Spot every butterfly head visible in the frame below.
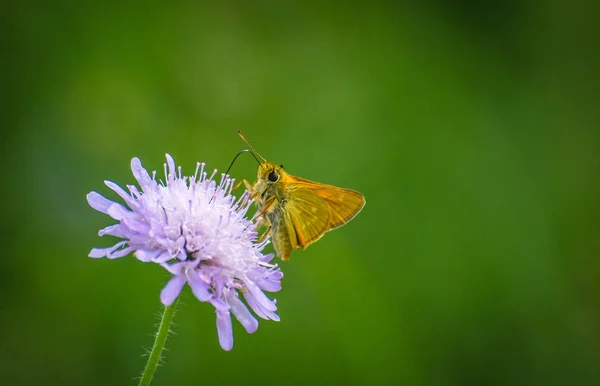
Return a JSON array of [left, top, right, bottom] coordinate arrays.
[[237, 131, 288, 199], [257, 162, 285, 184]]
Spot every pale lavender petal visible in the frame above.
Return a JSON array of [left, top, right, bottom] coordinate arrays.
[[106, 203, 131, 221], [187, 271, 211, 301], [172, 236, 187, 260], [104, 180, 137, 209], [210, 297, 230, 312], [98, 224, 123, 237], [228, 295, 258, 333], [160, 275, 186, 305], [107, 246, 133, 259], [160, 261, 185, 275], [88, 248, 108, 258], [148, 217, 165, 238], [265, 269, 284, 280], [128, 184, 141, 198], [254, 277, 282, 292], [153, 251, 172, 264], [119, 228, 150, 244], [247, 282, 277, 311], [243, 291, 280, 321], [130, 157, 153, 189], [135, 249, 161, 262], [88, 241, 127, 258], [166, 154, 176, 180], [87, 192, 114, 214], [260, 253, 276, 263], [120, 215, 150, 234], [248, 269, 283, 292], [242, 292, 267, 319], [216, 311, 233, 351]]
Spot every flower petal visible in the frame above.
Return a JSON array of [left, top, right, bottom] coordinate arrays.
[[187, 271, 211, 302], [228, 295, 258, 334], [254, 277, 282, 293], [88, 248, 107, 258], [135, 249, 161, 262], [243, 291, 280, 321], [160, 275, 187, 306], [247, 282, 277, 312], [153, 251, 172, 264], [106, 203, 131, 221], [160, 261, 185, 275], [248, 269, 283, 292], [107, 246, 133, 259], [210, 297, 230, 312], [98, 224, 123, 237], [166, 154, 176, 181], [259, 253, 277, 263], [87, 192, 114, 214], [105, 180, 137, 209], [88, 241, 127, 258], [120, 214, 150, 234], [216, 311, 233, 351], [130, 157, 153, 189]]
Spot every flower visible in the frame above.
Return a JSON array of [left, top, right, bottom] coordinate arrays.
[[87, 154, 283, 350]]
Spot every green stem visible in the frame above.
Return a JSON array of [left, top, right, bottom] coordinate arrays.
[[138, 300, 178, 386]]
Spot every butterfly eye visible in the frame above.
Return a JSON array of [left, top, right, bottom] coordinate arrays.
[[268, 170, 279, 182]]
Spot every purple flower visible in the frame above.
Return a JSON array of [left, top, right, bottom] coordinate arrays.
[[87, 154, 282, 350]]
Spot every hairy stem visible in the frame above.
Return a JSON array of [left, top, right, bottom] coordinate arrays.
[[138, 300, 178, 386]]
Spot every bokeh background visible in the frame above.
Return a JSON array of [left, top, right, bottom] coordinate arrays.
[[2, 1, 600, 385]]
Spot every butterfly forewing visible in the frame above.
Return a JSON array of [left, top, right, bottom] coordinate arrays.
[[316, 187, 365, 229], [286, 176, 366, 230]]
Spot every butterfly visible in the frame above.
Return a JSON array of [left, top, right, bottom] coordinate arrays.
[[234, 131, 365, 260]]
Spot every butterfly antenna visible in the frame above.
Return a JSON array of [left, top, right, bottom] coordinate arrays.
[[224, 149, 262, 177], [237, 130, 267, 163]]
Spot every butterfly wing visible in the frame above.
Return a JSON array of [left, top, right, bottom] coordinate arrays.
[[268, 187, 330, 260], [265, 185, 330, 260], [271, 218, 294, 260], [270, 173, 365, 260], [310, 185, 365, 229], [283, 185, 331, 249], [286, 175, 365, 230]]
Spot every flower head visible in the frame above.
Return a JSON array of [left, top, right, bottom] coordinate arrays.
[[87, 154, 282, 350]]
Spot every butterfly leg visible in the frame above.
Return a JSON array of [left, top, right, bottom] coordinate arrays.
[[254, 199, 274, 244], [232, 179, 246, 191], [257, 225, 271, 243], [232, 179, 261, 200], [253, 196, 276, 221]]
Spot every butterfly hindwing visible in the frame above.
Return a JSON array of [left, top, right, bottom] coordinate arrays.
[[284, 185, 330, 249]]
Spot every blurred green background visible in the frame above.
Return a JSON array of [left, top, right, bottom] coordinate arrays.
[[2, 1, 600, 385]]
